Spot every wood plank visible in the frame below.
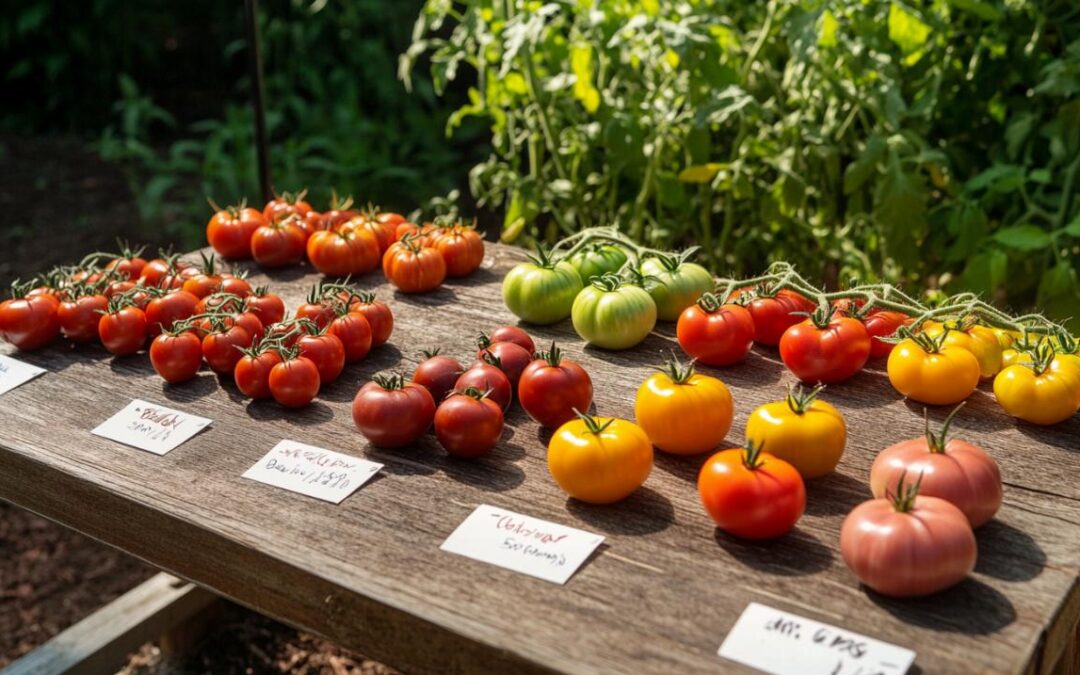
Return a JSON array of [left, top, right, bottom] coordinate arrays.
[[1, 572, 215, 675], [0, 243, 1077, 674]]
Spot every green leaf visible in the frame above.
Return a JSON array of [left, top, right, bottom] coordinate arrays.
[[678, 163, 726, 183], [948, 0, 1002, 21], [993, 224, 1052, 251], [1061, 214, 1080, 238], [888, 2, 931, 55], [844, 135, 886, 195], [1037, 263, 1080, 322], [965, 164, 1025, 194], [818, 10, 838, 48], [874, 154, 927, 268], [961, 249, 1008, 295]]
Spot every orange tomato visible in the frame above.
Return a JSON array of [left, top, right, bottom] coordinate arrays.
[[382, 239, 446, 293], [430, 225, 485, 277], [698, 443, 805, 539], [306, 228, 380, 277]]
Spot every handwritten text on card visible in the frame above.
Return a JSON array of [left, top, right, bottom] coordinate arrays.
[[91, 399, 211, 455], [242, 440, 382, 503], [0, 355, 46, 395]]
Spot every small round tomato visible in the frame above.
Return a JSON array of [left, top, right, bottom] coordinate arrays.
[[307, 228, 380, 277], [58, 294, 108, 343], [863, 310, 911, 359], [234, 344, 283, 399], [745, 384, 846, 479], [149, 330, 203, 383], [887, 333, 980, 405], [571, 276, 657, 350], [676, 293, 755, 366], [412, 348, 463, 403], [220, 275, 253, 298], [640, 254, 714, 322], [430, 224, 485, 277], [269, 355, 321, 407], [144, 290, 199, 338], [485, 326, 534, 354], [98, 304, 147, 356], [476, 340, 532, 386], [779, 311, 871, 384], [455, 362, 512, 410], [296, 293, 337, 330], [181, 256, 225, 299], [841, 474, 976, 597], [352, 374, 436, 447], [297, 331, 346, 384], [202, 322, 251, 374], [383, 238, 447, 293], [502, 251, 583, 325], [870, 404, 1001, 528], [698, 443, 805, 539], [993, 346, 1080, 425], [347, 292, 393, 347], [0, 294, 61, 351], [263, 190, 312, 222], [518, 342, 592, 429], [635, 357, 733, 455], [327, 310, 372, 363], [321, 194, 359, 230], [435, 388, 504, 458], [207, 205, 265, 259], [244, 287, 286, 326], [741, 288, 814, 346], [566, 244, 628, 283], [251, 218, 307, 267], [105, 250, 148, 280], [547, 413, 653, 504]]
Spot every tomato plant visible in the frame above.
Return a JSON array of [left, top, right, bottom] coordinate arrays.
[[547, 412, 653, 504], [518, 342, 592, 429], [412, 348, 463, 403], [352, 374, 436, 447], [434, 388, 504, 458], [640, 252, 713, 322], [571, 275, 657, 350], [502, 249, 583, 325], [745, 384, 846, 480], [698, 442, 805, 540], [779, 309, 871, 384], [676, 292, 754, 366], [635, 356, 732, 455], [383, 236, 446, 293]]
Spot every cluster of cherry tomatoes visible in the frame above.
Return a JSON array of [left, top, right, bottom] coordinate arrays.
[[352, 326, 594, 459], [205, 192, 485, 294]]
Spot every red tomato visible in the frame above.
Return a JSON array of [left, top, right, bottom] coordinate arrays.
[[98, 305, 147, 356], [476, 341, 532, 386], [201, 323, 251, 374], [105, 253, 147, 280], [269, 356, 321, 407], [235, 347, 283, 399], [382, 239, 446, 293], [434, 389, 504, 457], [412, 349, 464, 403], [327, 311, 372, 362], [455, 362, 511, 410], [220, 276, 253, 298], [263, 190, 312, 223], [297, 332, 346, 384], [251, 219, 307, 267], [347, 293, 393, 347], [341, 216, 394, 255], [779, 314, 871, 384], [676, 294, 755, 366], [841, 475, 976, 597], [244, 288, 286, 326], [182, 271, 223, 299], [307, 229, 380, 277], [742, 289, 813, 346], [430, 225, 485, 277], [321, 194, 359, 231], [863, 310, 911, 359], [351, 375, 436, 447], [207, 206, 264, 259], [517, 342, 593, 428], [869, 405, 1001, 527], [0, 295, 61, 351], [149, 331, 203, 383], [58, 294, 108, 343], [295, 296, 337, 330], [231, 311, 265, 346], [144, 290, 199, 337], [482, 326, 534, 354], [697, 443, 806, 539]]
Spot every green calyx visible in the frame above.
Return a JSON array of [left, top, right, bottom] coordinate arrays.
[[924, 402, 964, 453], [372, 373, 408, 391], [536, 341, 564, 367], [589, 272, 625, 292], [573, 408, 614, 435], [785, 383, 824, 415], [696, 291, 723, 313], [887, 470, 924, 514], [741, 439, 766, 470], [656, 352, 696, 384]]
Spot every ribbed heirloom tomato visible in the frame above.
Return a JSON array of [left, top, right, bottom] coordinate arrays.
[[779, 309, 871, 384], [207, 205, 265, 259], [307, 228, 380, 277], [639, 253, 713, 322], [518, 342, 593, 429], [434, 388, 504, 458], [251, 218, 307, 267], [502, 249, 583, 325], [383, 237, 446, 293], [262, 190, 312, 222], [412, 348, 464, 403], [698, 442, 805, 539], [352, 374, 436, 447], [676, 292, 755, 366], [547, 413, 653, 504], [634, 356, 733, 455], [745, 384, 846, 479], [571, 275, 657, 350], [430, 224, 485, 277]]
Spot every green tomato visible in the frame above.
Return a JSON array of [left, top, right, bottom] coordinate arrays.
[[571, 279, 657, 350], [567, 244, 628, 282], [502, 257, 583, 325], [640, 256, 714, 322]]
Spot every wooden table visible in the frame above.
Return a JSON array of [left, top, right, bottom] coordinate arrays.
[[0, 244, 1077, 674]]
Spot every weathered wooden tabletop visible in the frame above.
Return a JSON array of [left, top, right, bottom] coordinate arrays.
[[0, 243, 1077, 675]]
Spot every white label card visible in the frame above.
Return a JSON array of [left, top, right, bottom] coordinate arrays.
[[242, 440, 382, 503], [0, 355, 46, 395], [718, 603, 916, 675], [92, 399, 212, 456], [440, 504, 604, 584]]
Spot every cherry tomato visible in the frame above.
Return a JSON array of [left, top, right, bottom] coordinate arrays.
[[485, 326, 534, 354], [412, 349, 463, 403], [220, 276, 252, 298], [518, 342, 592, 428], [352, 374, 436, 447], [676, 293, 755, 366], [307, 229, 380, 277], [244, 288, 286, 326], [321, 194, 359, 230], [779, 312, 871, 384], [434, 388, 504, 458], [201, 322, 251, 374], [251, 218, 307, 267], [476, 340, 532, 386], [207, 205, 265, 259], [863, 310, 911, 359], [296, 295, 337, 330], [430, 225, 485, 277], [297, 332, 346, 384], [455, 362, 512, 410], [98, 304, 147, 356], [58, 294, 108, 343], [235, 345, 283, 399], [144, 290, 199, 338], [698, 443, 805, 539], [0, 294, 61, 351], [347, 293, 393, 347], [105, 251, 147, 280], [327, 310, 372, 363], [741, 288, 813, 346], [149, 331, 203, 383], [383, 238, 446, 293], [182, 269, 223, 299], [269, 356, 321, 407]]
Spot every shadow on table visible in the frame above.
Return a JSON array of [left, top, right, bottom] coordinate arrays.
[[160, 372, 220, 403], [975, 520, 1047, 582], [436, 453, 526, 492], [803, 471, 868, 517], [565, 487, 674, 536], [653, 447, 732, 484], [1016, 416, 1080, 452], [319, 344, 405, 403], [867, 577, 1015, 635], [245, 399, 335, 426], [713, 527, 833, 576], [904, 394, 1011, 432]]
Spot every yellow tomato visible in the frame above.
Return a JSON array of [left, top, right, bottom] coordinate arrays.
[[1001, 347, 1033, 368], [991, 328, 1018, 349], [634, 359, 733, 455], [993, 364, 1080, 425], [887, 338, 981, 405], [745, 385, 846, 479], [548, 415, 653, 504], [924, 323, 1002, 379]]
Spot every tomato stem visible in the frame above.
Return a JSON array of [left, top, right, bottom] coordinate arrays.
[[741, 440, 766, 470], [924, 402, 964, 453], [886, 470, 924, 513], [572, 408, 614, 435], [785, 383, 825, 415]]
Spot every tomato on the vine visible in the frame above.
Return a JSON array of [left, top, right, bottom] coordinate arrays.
[[435, 388, 504, 458], [635, 356, 733, 455], [502, 249, 583, 325], [327, 308, 372, 363], [698, 442, 805, 539], [571, 275, 657, 350], [640, 253, 714, 322], [925, 321, 1003, 380], [779, 309, 871, 384], [518, 342, 593, 429], [739, 288, 813, 346], [149, 329, 203, 383], [345, 291, 393, 347], [887, 332, 980, 406], [144, 290, 199, 338], [104, 248, 147, 280], [352, 374, 436, 447], [98, 300, 147, 356], [58, 293, 108, 344], [269, 354, 321, 407], [244, 287, 286, 326], [235, 341, 283, 399], [207, 204, 265, 259], [297, 329, 346, 384], [676, 292, 755, 366], [412, 348, 463, 403], [0, 293, 61, 351], [201, 320, 251, 374], [547, 413, 653, 504], [863, 310, 911, 359], [383, 236, 446, 293]]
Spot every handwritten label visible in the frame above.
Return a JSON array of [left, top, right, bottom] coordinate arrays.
[[440, 504, 604, 584], [718, 603, 915, 675], [0, 355, 46, 395], [91, 399, 212, 455], [242, 440, 382, 503]]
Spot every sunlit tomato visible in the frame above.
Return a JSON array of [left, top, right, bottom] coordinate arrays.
[[887, 335, 980, 405], [139, 256, 191, 288], [486, 326, 534, 354], [307, 229, 380, 277], [230, 311, 265, 346], [144, 290, 199, 338], [327, 310, 372, 363], [303, 211, 324, 235], [430, 225, 485, 277], [412, 349, 463, 403], [455, 362, 512, 410], [676, 293, 755, 366], [698, 443, 805, 539], [394, 221, 434, 242], [352, 374, 436, 447], [994, 358, 1080, 425], [383, 239, 446, 293], [0, 295, 61, 350], [269, 356, 321, 407], [149, 331, 203, 383], [347, 293, 393, 347], [547, 414, 653, 504], [639, 255, 713, 322], [863, 310, 911, 359], [870, 404, 1001, 528], [207, 206, 265, 259], [98, 305, 147, 356], [502, 252, 583, 325], [297, 332, 345, 384], [202, 322, 251, 374], [434, 388, 505, 458], [320, 194, 359, 230], [295, 296, 336, 330], [262, 190, 312, 222], [779, 313, 871, 384], [182, 270, 223, 299], [635, 357, 733, 455], [234, 346, 283, 399], [518, 342, 592, 428], [571, 277, 657, 350], [841, 476, 976, 597], [58, 294, 108, 343], [925, 322, 1003, 379], [476, 341, 531, 386], [105, 252, 147, 280], [104, 280, 135, 300], [745, 384, 846, 479], [340, 216, 394, 255], [251, 219, 307, 267], [244, 288, 286, 326], [220, 275, 252, 298], [740, 289, 814, 346]]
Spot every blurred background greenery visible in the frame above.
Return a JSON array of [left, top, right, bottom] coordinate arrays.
[[2, 0, 1079, 321]]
